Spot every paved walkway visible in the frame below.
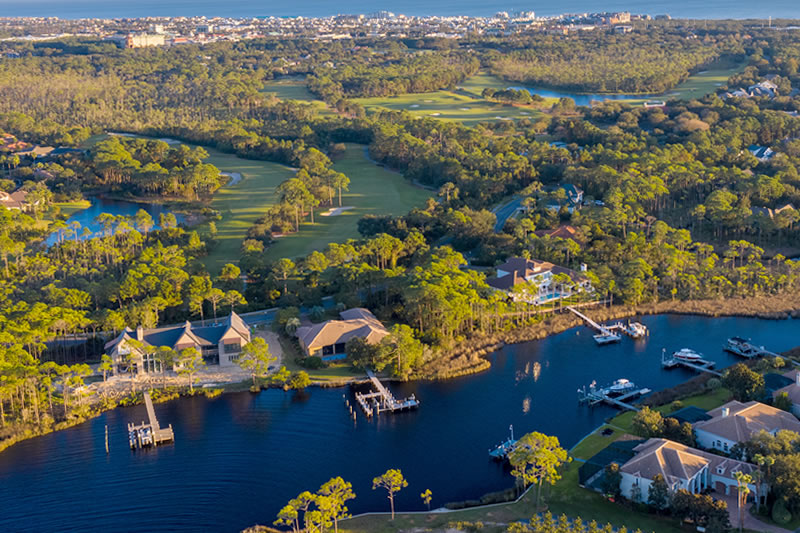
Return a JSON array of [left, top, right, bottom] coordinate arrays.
[[717, 493, 791, 533]]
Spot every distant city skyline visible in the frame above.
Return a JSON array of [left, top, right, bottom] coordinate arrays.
[[1, 0, 799, 20]]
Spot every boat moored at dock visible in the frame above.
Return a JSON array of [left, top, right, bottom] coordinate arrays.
[[724, 337, 779, 359], [593, 332, 622, 345]]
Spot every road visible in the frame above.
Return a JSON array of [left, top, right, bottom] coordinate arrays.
[[492, 197, 522, 233]]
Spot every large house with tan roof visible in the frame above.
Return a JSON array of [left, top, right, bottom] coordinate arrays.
[[618, 438, 759, 501], [486, 257, 591, 304], [693, 400, 800, 453], [0, 189, 35, 211], [773, 369, 800, 418], [105, 312, 251, 374], [296, 308, 388, 361]]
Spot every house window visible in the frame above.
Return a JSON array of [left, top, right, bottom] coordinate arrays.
[[716, 440, 722, 448], [723, 442, 729, 452], [228, 354, 240, 363], [633, 477, 639, 486], [322, 345, 334, 356], [224, 343, 241, 354], [334, 342, 346, 354]]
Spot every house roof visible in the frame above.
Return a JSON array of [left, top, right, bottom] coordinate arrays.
[[105, 312, 250, 352], [532, 224, 585, 244], [487, 257, 587, 291], [694, 400, 800, 442], [0, 189, 30, 209], [296, 308, 388, 351], [774, 369, 800, 405], [620, 438, 755, 486]]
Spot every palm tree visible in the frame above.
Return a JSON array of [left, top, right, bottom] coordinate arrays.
[[733, 471, 753, 533]]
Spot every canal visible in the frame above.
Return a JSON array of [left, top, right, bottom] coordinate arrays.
[[0, 314, 797, 532]]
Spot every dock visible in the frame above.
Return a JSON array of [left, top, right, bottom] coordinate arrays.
[[568, 306, 614, 336], [577, 382, 650, 412], [724, 338, 781, 359], [661, 349, 721, 376], [353, 370, 420, 418], [128, 391, 174, 449], [567, 307, 648, 342], [489, 425, 517, 460]]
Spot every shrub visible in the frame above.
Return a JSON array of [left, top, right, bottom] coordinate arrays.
[[309, 306, 325, 322], [671, 400, 684, 412], [298, 356, 326, 369], [706, 378, 722, 391], [772, 501, 792, 525]]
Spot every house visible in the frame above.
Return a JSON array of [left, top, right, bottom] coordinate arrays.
[[532, 224, 585, 244], [748, 145, 775, 162], [748, 80, 778, 98], [14, 145, 54, 159], [0, 189, 36, 211], [617, 439, 758, 501], [752, 203, 796, 219], [562, 184, 584, 207], [486, 257, 591, 304], [693, 400, 800, 453], [773, 369, 800, 418], [295, 308, 388, 361], [104, 312, 251, 374]]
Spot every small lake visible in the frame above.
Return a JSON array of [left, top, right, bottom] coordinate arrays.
[[0, 314, 797, 532], [515, 86, 657, 107], [46, 197, 186, 246]]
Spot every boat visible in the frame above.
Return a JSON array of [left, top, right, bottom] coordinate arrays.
[[489, 425, 517, 461], [624, 322, 648, 339], [673, 348, 704, 362], [724, 337, 761, 358], [593, 332, 622, 345], [608, 378, 636, 395]]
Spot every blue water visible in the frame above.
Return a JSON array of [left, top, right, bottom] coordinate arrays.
[[1, 0, 799, 19], [46, 197, 185, 246], [0, 314, 798, 532]]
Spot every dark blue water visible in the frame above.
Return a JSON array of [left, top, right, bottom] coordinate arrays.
[[2, 0, 799, 19], [514, 86, 656, 107], [0, 314, 797, 532], [46, 197, 185, 246]]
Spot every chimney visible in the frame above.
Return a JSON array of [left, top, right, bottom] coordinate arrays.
[[796, 372, 800, 387], [721, 407, 730, 418], [136, 325, 144, 340]]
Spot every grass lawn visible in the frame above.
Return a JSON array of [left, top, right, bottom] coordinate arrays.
[[275, 332, 362, 383], [54, 200, 92, 218], [262, 143, 431, 262], [200, 148, 294, 274], [341, 464, 685, 533], [355, 73, 548, 127], [570, 425, 626, 461], [610, 387, 732, 433], [623, 60, 747, 105], [261, 76, 318, 102]]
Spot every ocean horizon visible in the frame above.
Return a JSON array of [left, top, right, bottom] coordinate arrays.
[[1, 0, 799, 20]]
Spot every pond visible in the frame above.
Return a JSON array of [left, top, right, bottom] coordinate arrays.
[[46, 197, 186, 246], [0, 314, 797, 532]]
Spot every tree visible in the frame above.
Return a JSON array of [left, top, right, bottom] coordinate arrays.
[[318, 477, 355, 533], [176, 347, 205, 392], [154, 346, 176, 388], [272, 258, 296, 295], [372, 469, 408, 520], [289, 371, 311, 390], [99, 354, 113, 383], [647, 474, 669, 511], [420, 488, 432, 511], [723, 363, 765, 402], [205, 288, 225, 322], [733, 471, 752, 533], [632, 407, 665, 438], [774, 392, 793, 412], [237, 337, 276, 388], [602, 463, 622, 498], [507, 431, 570, 508]]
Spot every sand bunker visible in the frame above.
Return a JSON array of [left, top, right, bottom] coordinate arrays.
[[321, 206, 355, 217]]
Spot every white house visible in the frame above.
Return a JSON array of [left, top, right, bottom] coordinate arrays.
[[618, 439, 759, 501], [693, 400, 800, 453], [486, 257, 592, 304]]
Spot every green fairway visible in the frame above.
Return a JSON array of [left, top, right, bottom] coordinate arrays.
[[354, 72, 548, 126], [200, 149, 295, 274], [263, 143, 431, 261], [261, 76, 318, 101], [617, 60, 747, 105]]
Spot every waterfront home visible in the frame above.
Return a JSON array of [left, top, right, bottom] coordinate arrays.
[[751, 203, 796, 219], [0, 189, 36, 212], [104, 312, 251, 374], [617, 439, 759, 500], [295, 308, 388, 361], [747, 145, 775, 162], [693, 400, 800, 453], [486, 257, 592, 305], [773, 369, 800, 418]]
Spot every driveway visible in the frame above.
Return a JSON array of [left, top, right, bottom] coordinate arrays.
[[717, 493, 791, 533], [492, 197, 522, 232]]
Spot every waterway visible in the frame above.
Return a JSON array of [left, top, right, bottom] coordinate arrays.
[[45, 196, 186, 246], [0, 314, 797, 532]]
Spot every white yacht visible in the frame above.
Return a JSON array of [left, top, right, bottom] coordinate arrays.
[[673, 348, 703, 362], [594, 332, 622, 345]]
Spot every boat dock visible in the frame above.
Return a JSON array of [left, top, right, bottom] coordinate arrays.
[[353, 370, 420, 418], [577, 382, 650, 411], [661, 349, 721, 376], [724, 337, 781, 359], [489, 425, 517, 460], [567, 307, 648, 343], [128, 391, 174, 449]]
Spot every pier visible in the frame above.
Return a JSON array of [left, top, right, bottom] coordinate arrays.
[[661, 349, 721, 376], [724, 337, 781, 359], [567, 306, 613, 335], [489, 425, 517, 460], [128, 391, 174, 449], [577, 382, 651, 411], [353, 370, 420, 418], [567, 307, 648, 343]]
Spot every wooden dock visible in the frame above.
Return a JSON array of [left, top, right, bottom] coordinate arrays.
[[129, 391, 174, 449], [567, 306, 614, 335], [661, 349, 721, 376], [567, 307, 648, 340], [353, 370, 420, 418], [577, 382, 650, 412]]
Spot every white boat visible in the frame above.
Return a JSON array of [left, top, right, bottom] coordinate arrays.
[[673, 348, 703, 362], [625, 322, 648, 338], [608, 379, 636, 395], [594, 332, 622, 345]]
